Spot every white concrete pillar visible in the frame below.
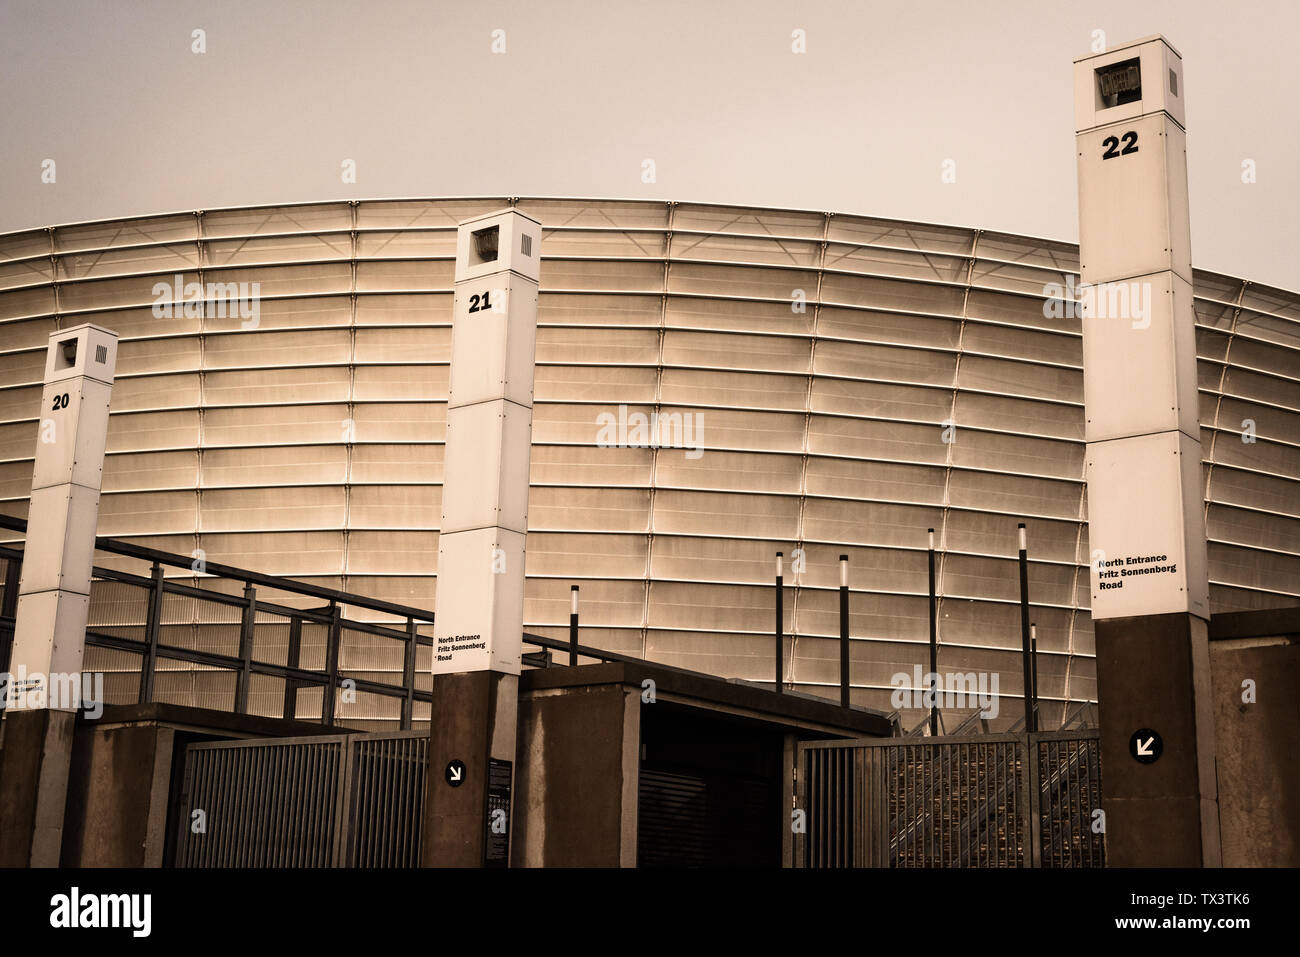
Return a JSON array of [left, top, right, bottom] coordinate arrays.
[[1074, 36, 1220, 866], [423, 210, 541, 867], [0, 323, 116, 867], [7, 323, 117, 711]]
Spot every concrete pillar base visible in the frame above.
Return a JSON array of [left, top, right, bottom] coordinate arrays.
[[0, 708, 77, 867], [421, 671, 517, 867], [1095, 612, 1221, 866]]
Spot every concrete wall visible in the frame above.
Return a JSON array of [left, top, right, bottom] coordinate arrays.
[[0, 708, 75, 866], [512, 684, 636, 867], [61, 723, 173, 867], [1210, 636, 1300, 867], [1095, 613, 1218, 866], [53, 704, 342, 867]]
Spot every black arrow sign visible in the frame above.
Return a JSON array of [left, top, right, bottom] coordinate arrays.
[[1129, 728, 1162, 764], [445, 759, 466, 787]]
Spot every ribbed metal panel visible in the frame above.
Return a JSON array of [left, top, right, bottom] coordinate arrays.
[[175, 731, 426, 867], [637, 769, 711, 868], [0, 197, 1294, 728], [2, 199, 1295, 728]]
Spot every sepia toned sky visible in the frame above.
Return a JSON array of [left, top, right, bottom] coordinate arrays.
[[1, 0, 1296, 289]]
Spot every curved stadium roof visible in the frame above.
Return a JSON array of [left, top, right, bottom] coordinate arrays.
[[0, 197, 1296, 730]]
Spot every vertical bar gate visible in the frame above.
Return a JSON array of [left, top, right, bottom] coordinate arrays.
[[173, 731, 428, 867], [794, 730, 1104, 868]]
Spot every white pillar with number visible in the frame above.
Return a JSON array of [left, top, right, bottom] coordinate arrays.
[[8, 324, 117, 710], [433, 210, 541, 676], [1074, 36, 1207, 621], [1074, 34, 1220, 867]]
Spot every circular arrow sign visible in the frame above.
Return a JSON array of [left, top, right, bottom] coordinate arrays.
[[445, 759, 466, 787], [1129, 728, 1162, 764]]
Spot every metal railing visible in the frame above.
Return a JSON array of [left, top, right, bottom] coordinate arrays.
[[795, 729, 1105, 867], [173, 730, 428, 867], [1036, 732, 1105, 867], [0, 514, 437, 728], [0, 512, 1096, 737], [0, 514, 630, 728]]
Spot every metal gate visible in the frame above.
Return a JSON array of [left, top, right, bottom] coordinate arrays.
[[795, 730, 1104, 867], [173, 731, 427, 867]]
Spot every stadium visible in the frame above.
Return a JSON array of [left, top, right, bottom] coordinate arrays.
[[0, 196, 1297, 736]]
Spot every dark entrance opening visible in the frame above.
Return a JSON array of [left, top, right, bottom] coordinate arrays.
[[637, 703, 782, 867]]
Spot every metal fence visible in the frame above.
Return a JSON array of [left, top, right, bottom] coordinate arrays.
[[173, 730, 428, 867], [1036, 733, 1106, 867], [795, 730, 1104, 867], [0, 513, 438, 728], [0, 513, 628, 729]]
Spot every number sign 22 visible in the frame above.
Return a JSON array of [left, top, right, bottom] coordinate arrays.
[[1101, 131, 1139, 160]]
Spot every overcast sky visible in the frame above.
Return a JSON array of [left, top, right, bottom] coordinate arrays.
[[1, 0, 1296, 290]]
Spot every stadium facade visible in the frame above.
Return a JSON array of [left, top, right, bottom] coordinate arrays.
[[0, 197, 1296, 731]]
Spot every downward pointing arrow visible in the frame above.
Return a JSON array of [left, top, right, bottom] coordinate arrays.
[[450, 766, 462, 781], [1136, 737, 1155, 756]]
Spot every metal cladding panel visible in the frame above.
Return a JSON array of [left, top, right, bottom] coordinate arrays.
[[440, 400, 532, 535], [1085, 430, 1209, 619], [1077, 115, 1191, 285], [17, 483, 99, 596], [440, 401, 505, 533], [1081, 270, 1201, 443], [32, 378, 112, 491], [9, 590, 90, 696], [0, 198, 1295, 724], [448, 275, 539, 410], [433, 526, 525, 675], [1178, 430, 1212, 615]]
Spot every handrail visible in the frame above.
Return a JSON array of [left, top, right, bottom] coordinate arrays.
[[0, 519, 807, 723], [0, 512, 436, 624], [1060, 700, 1098, 729], [1, 512, 903, 697], [949, 708, 988, 736]]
